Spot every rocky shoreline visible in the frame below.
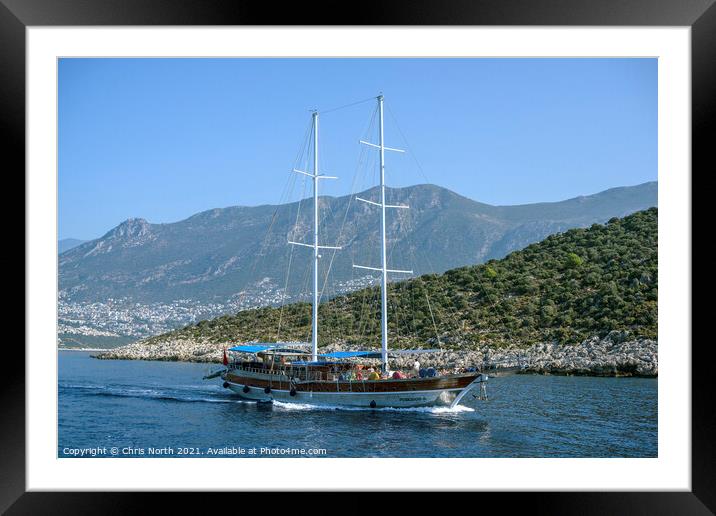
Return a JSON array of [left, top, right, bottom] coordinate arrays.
[[92, 331, 657, 378]]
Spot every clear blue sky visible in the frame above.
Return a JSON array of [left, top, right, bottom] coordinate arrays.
[[59, 58, 657, 240]]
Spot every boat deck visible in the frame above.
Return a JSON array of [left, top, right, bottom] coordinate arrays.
[[224, 366, 478, 393]]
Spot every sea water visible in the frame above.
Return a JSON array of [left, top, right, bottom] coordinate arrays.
[[58, 351, 657, 458]]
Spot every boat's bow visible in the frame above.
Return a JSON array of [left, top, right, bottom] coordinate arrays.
[[449, 373, 488, 408]]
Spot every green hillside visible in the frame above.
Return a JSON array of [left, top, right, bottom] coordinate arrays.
[[144, 208, 657, 349]]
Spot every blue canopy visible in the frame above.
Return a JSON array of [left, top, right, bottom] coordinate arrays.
[[318, 351, 382, 359], [289, 360, 349, 366], [318, 349, 441, 359], [390, 349, 442, 355], [228, 343, 309, 354], [228, 344, 278, 353], [228, 345, 441, 356]]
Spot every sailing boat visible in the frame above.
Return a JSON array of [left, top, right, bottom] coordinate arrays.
[[220, 95, 485, 408]]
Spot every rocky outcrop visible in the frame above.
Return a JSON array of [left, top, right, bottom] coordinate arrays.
[[93, 330, 657, 377], [94, 338, 222, 363], [518, 332, 657, 377]]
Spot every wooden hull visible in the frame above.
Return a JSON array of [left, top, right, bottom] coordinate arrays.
[[222, 370, 482, 408]]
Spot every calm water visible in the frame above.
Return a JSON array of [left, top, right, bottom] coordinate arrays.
[[58, 351, 657, 458]]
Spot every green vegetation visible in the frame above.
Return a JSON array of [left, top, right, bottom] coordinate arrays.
[[145, 208, 657, 350]]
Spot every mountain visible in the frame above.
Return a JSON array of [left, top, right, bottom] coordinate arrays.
[[58, 238, 86, 254], [142, 208, 658, 349], [59, 182, 657, 305]]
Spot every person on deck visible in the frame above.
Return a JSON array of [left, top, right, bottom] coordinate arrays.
[[412, 360, 421, 378]]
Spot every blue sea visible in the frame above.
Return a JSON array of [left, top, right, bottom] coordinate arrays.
[[58, 351, 657, 458]]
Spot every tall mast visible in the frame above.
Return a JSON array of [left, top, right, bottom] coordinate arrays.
[[378, 96, 389, 371], [289, 111, 340, 362], [355, 95, 410, 372], [312, 111, 319, 362]]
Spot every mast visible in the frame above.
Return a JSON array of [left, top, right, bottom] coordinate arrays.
[[289, 111, 340, 362], [355, 95, 410, 372], [378, 96, 389, 371], [312, 111, 319, 362]]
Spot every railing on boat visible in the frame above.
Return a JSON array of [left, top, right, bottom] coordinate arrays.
[[230, 364, 302, 379], [229, 362, 473, 383], [231, 365, 347, 382]]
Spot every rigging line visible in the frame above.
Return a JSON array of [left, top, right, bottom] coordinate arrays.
[[401, 276, 414, 347], [360, 148, 383, 342], [353, 179, 382, 339], [315, 196, 339, 305], [355, 279, 374, 344], [348, 223, 373, 342], [319, 95, 379, 115], [238, 164, 291, 309], [317, 183, 361, 304], [391, 203, 420, 345], [296, 156, 316, 344], [353, 265, 375, 344], [402, 280, 414, 348], [277, 173, 309, 340], [386, 103, 433, 186], [319, 197, 347, 345], [426, 260, 464, 340], [318, 104, 378, 301], [315, 103, 379, 345], [361, 239, 381, 337], [389, 279, 404, 348], [409, 279, 419, 343], [288, 240, 314, 345], [302, 257, 315, 345], [398, 194, 464, 338], [400, 219, 456, 345], [316, 195, 337, 344], [253, 116, 312, 338], [239, 116, 311, 320], [388, 284, 397, 347], [385, 252, 413, 348], [424, 289, 441, 348], [244, 170, 296, 335], [391, 277, 406, 347]]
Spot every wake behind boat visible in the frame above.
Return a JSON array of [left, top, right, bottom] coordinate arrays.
[[216, 95, 486, 409]]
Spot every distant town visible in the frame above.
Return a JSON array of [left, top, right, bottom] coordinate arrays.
[[58, 274, 380, 348]]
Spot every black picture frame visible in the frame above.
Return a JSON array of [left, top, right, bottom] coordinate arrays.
[[5, 0, 711, 512]]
